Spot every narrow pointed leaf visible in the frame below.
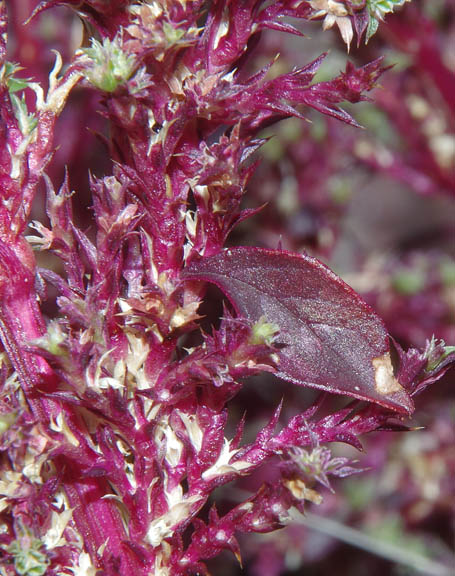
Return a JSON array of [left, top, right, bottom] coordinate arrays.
[[183, 248, 414, 414]]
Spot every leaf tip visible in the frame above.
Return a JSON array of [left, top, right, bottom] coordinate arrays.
[[373, 353, 401, 395], [372, 352, 414, 415]]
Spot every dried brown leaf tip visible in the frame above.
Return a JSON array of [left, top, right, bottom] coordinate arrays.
[[373, 352, 403, 395]]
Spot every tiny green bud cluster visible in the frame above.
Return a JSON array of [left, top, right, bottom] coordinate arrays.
[[249, 316, 280, 346], [81, 36, 136, 92], [6, 533, 49, 576]]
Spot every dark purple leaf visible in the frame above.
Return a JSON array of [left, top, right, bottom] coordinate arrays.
[[183, 247, 414, 414]]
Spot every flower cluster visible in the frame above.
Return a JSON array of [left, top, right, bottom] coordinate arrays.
[[0, 1, 452, 575]]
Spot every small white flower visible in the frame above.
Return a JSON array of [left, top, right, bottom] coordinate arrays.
[[310, 1, 354, 51], [202, 438, 252, 480]]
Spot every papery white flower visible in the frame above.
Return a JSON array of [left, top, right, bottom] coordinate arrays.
[[59, 552, 96, 576], [310, 0, 354, 51], [42, 509, 73, 550], [201, 438, 252, 480]]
